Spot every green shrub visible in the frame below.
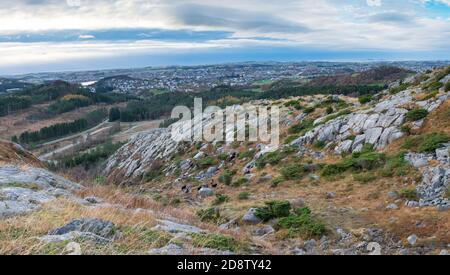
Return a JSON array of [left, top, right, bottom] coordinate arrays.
[[403, 133, 450, 153], [289, 119, 314, 134], [238, 151, 255, 159], [399, 188, 419, 201], [304, 106, 316, 114], [359, 95, 373, 104], [238, 192, 250, 200], [426, 81, 443, 91], [313, 140, 326, 149], [353, 173, 377, 184], [213, 194, 229, 205], [218, 153, 229, 161], [445, 82, 450, 92], [277, 207, 326, 238], [190, 233, 240, 252], [254, 200, 292, 221], [219, 170, 233, 186], [401, 124, 412, 135], [422, 90, 439, 100], [322, 151, 386, 176], [390, 83, 410, 95], [232, 177, 249, 187], [196, 207, 222, 223], [380, 152, 413, 177], [284, 134, 300, 144], [406, 108, 428, 121], [280, 164, 306, 180], [271, 176, 285, 187], [326, 106, 334, 114], [197, 156, 218, 168]]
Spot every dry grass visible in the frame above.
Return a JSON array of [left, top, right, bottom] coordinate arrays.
[[0, 198, 161, 255], [0, 140, 44, 167]]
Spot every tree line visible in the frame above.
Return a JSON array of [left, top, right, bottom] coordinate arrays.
[[13, 108, 108, 145]]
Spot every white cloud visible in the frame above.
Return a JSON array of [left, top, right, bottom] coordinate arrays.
[[78, 34, 95, 39], [367, 0, 382, 7], [0, 0, 448, 71]]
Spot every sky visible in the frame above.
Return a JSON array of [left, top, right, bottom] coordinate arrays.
[[0, 0, 449, 75]]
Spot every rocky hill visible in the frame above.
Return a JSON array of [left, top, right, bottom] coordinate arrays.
[[103, 66, 450, 255], [0, 66, 449, 255]]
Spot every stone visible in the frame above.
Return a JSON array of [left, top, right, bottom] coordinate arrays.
[[252, 225, 275, 237], [405, 153, 430, 168], [242, 208, 262, 224], [326, 192, 336, 199], [303, 239, 317, 252], [388, 191, 399, 200], [49, 218, 117, 240], [439, 249, 449, 256], [149, 243, 186, 255], [386, 203, 399, 210], [406, 201, 420, 208], [365, 127, 383, 145], [152, 219, 203, 234], [84, 196, 103, 204], [335, 140, 353, 154], [198, 187, 214, 198], [407, 234, 418, 246], [40, 231, 111, 244], [193, 151, 206, 160], [290, 198, 306, 209], [292, 248, 306, 255]]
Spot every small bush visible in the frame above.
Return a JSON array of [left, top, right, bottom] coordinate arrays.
[[255, 147, 295, 169], [321, 151, 386, 177], [359, 95, 373, 104], [326, 106, 334, 114], [190, 233, 240, 252], [284, 134, 300, 144], [254, 200, 292, 221], [426, 81, 443, 91], [277, 207, 326, 238], [197, 156, 218, 168], [406, 108, 428, 122], [213, 194, 229, 205], [281, 164, 306, 180], [403, 133, 450, 153], [380, 152, 413, 177], [353, 173, 377, 184], [390, 83, 410, 95], [399, 188, 419, 201], [196, 207, 222, 223], [238, 151, 255, 160], [313, 140, 326, 149], [304, 106, 316, 114], [289, 119, 314, 134], [271, 176, 285, 187], [238, 192, 250, 200], [232, 177, 249, 187], [219, 170, 233, 186], [218, 153, 229, 161], [445, 82, 450, 92]]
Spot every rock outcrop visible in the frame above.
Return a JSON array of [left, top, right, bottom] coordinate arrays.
[[291, 89, 449, 154], [406, 143, 450, 209], [0, 142, 83, 218]]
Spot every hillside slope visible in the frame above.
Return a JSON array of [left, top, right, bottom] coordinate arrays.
[[0, 66, 449, 255]]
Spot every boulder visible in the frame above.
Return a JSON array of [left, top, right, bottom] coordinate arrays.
[[242, 208, 262, 224], [198, 187, 214, 198]]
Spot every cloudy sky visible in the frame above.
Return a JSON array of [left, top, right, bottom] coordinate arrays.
[[0, 0, 449, 74]]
